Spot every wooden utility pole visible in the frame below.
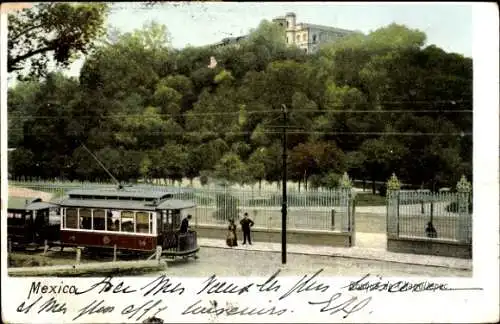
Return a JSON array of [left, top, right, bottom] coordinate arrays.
[[281, 104, 288, 265], [267, 104, 303, 265]]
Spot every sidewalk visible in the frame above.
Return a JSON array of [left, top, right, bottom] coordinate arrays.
[[198, 237, 472, 271], [8, 260, 165, 276]]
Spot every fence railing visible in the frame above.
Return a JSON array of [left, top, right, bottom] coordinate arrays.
[[387, 189, 472, 243], [9, 181, 355, 233]]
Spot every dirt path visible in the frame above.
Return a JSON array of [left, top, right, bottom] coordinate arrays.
[[8, 187, 54, 201]]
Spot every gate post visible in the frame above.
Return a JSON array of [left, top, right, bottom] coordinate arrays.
[[43, 240, 49, 256], [330, 209, 335, 230], [76, 247, 81, 264], [456, 175, 472, 243], [339, 173, 354, 245], [386, 173, 401, 238]]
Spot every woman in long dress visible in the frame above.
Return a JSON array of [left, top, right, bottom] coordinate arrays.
[[226, 219, 238, 247]]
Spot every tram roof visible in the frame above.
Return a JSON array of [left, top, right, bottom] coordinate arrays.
[[8, 196, 59, 211], [8, 196, 41, 210], [67, 187, 181, 200], [59, 198, 196, 211], [26, 202, 60, 211]]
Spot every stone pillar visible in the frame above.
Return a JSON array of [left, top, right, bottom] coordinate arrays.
[[339, 172, 353, 233], [76, 247, 81, 264], [43, 240, 49, 256], [386, 173, 401, 237], [156, 245, 162, 264], [456, 175, 472, 243]]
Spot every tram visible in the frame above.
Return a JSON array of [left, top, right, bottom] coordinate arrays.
[[7, 196, 61, 250], [57, 186, 199, 259]]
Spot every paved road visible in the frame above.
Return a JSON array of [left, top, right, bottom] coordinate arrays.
[[142, 247, 471, 278]]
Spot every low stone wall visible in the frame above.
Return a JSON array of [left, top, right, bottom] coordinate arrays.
[[387, 236, 472, 259], [194, 224, 354, 247], [9, 260, 166, 277]]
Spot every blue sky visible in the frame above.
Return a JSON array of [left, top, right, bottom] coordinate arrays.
[[48, 2, 475, 77]]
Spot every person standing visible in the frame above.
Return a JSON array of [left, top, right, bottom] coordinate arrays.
[[226, 219, 238, 247], [180, 214, 192, 234], [240, 212, 254, 245]]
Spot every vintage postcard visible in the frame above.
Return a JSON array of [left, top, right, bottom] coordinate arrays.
[[1, 1, 498, 323]]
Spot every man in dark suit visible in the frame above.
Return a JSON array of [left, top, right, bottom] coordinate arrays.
[[240, 212, 255, 245], [180, 214, 192, 234]]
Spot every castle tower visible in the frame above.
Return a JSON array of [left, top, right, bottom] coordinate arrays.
[[285, 12, 296, 29]]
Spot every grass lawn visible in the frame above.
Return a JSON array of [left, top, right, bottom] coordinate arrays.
[[354, 192, 387, 206]]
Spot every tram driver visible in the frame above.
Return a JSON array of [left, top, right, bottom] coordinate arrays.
[[178, 214, 192, 250], [179, 214, 192, 234]]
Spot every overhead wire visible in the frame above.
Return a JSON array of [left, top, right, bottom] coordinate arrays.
[[7, 129, 472, 137], [8, 108, 473, 120]]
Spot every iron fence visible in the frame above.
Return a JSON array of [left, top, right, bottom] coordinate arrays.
[[387, 190, 472, 243], [9, 181, 355, 233]]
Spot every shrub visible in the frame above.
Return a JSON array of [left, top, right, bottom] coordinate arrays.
[[200, 174, 209, 186], [378, 184, 387, 197], [446, 200, 473, 213]]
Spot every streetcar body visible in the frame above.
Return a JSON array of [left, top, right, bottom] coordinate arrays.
[[58, 187, 199, 257], [7, 196, 60, 249]]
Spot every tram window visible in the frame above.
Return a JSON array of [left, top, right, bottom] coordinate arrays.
[[80, 209, 92, 230], [107, 210, 120, 231], [7, 212, 23, 226], [136, 212, 149, 233], [157, 212, 162, 235], [66, 208, 78, 229], [172, 210, 181, 229], [93, 209, 105, 230], [49, 208, 60, 225], [121, 211, 135, 232], [35, 211, 48, 227]]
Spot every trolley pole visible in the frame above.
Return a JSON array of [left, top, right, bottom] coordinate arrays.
[[281, 104, 288, 265]]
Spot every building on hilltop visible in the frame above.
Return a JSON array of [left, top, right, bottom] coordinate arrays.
[[209, 12, 355, 54], [272, 12, 355, 54], [211, 35, 249, 50]]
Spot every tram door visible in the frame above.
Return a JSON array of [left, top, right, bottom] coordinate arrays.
[[25, 211, 35, 243]]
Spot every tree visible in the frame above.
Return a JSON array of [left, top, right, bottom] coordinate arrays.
[[213, 152, 249, 185], [359, 137, 408, 193], [247, 148, 268, 191], [8, 148, 35, 179], [7, 19, 472, 188], [7, 80, 41, 147], [288, 141, 346, 190], [8, 3, 109, 77]]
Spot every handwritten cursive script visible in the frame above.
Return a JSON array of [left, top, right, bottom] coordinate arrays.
[[75, 276, 136, 295], [197, 275, 254, 296], [279, 269, 329, 300], [17, 296, 68, 315], [73, 299, 115, 321], [343, 274, 483, 293], [140, 275, 186, 297], [122, 299, 168, 322], [308, 292, 372, 318], [182, 299, 288, 317]]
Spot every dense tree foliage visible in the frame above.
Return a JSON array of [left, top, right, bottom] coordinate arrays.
[[8, 2, 109, 78], [8, 19, 472, 192]]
